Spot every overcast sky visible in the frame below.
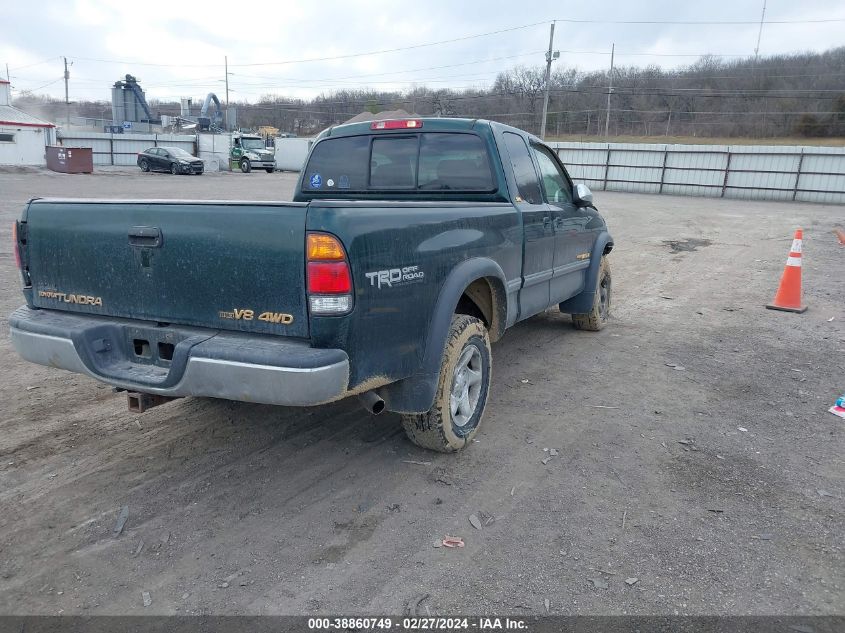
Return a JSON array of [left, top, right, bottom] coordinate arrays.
[[3, 0, 844, 104]]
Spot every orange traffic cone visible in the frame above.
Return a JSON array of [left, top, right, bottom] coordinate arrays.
[[766, 229, 807, 313], [834, 227, 845, 245]]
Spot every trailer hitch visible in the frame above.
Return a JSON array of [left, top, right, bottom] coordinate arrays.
[[127, 391, 177, 413]]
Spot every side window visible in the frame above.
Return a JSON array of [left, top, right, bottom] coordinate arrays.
[[370, 137, 417, 188], [502, 132, 543, 205], [532, 145, 573, 205]]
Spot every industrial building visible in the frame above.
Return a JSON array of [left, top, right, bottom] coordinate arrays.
[[110, 74, 159, 133], [0, 79, 56, 166]]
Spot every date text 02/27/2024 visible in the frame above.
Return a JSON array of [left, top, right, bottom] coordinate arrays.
[[307, 617, 528, 630]]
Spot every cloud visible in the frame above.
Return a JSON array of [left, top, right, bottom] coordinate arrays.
[[3, 0, 844, 102]]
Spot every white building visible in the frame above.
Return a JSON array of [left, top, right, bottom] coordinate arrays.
[[0, 79, 56, 166]]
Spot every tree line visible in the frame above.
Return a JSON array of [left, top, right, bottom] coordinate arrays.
[[12, 47, 845, 139]]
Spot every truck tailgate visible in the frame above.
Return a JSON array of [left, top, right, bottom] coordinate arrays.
[[24, 199, 310, 338]]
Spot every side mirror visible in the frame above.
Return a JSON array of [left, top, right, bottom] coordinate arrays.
[[574, 183, 593, 206]]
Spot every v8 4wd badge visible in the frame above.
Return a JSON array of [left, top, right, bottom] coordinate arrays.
[[365, 265, 425, 289], [218, 308, 294, 324]]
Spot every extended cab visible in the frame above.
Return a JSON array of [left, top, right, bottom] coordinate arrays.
[[10, 118, 612, 452]]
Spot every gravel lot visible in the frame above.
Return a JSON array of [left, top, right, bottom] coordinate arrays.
[[0, 168, 842, 616]]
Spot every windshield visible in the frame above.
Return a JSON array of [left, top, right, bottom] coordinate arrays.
[[241, 138, 265, 150], [166, 147, 194, 158]]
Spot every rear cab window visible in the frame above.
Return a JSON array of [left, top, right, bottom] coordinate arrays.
[[302, 132, 495, 194]]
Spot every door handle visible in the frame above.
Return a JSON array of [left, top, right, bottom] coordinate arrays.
[[128, 226, 162, 248]]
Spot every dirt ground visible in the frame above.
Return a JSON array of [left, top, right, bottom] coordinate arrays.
[[0, 168, 842, 616]]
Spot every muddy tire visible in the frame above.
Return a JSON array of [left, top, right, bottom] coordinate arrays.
[[401, 314, 491, 453], [572, 256, 611, 331]]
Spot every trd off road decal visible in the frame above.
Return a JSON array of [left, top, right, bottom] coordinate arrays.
[[365, 266, 425, 289]]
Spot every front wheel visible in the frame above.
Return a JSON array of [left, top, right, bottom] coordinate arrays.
[[139, 159, 150, 172], [240, 159, 251, 173], [571, 256, 611, 331], [265, 167, 274, 173], [170, 163, 179, 175], [401, 314, 491, 452]]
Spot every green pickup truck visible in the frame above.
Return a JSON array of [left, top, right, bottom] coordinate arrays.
[[10, 118, 613, 452]]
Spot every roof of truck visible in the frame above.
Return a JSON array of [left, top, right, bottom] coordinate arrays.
[[319, 117, 543, 146], [323, 117, 488, 138]]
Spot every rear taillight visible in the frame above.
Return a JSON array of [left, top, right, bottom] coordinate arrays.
[[307, 262, 351, 293], [307, 232, 352, 315], [13, 220, 30, 286], [370, 119, 422, 130], [12, 221, 21, 269]]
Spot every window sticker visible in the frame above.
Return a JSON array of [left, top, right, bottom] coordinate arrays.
[[310, 173, 322, 188], [338, 175, 350, 189]]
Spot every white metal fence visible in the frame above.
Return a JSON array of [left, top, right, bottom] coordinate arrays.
[[550, 142, 845, 204], [58, 132, 197, 167], [55, 132, 845, 203], [197, 133, 231, 172], [57, 132, 311, 172]]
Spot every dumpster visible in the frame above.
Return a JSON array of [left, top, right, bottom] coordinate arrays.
[[46, 146, 93, 173]]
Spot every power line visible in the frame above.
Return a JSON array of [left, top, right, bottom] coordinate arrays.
[[68, 21, 550, 69], [7, 56, 61, 72], [226, 51, 546, 83], [552, 17, 845, 25], [228, 87, 845, 113], [62, 14, 845, 70], [15, 78, 843, 104], [59, 65, 845, 90], [11, 77, 63, 92]]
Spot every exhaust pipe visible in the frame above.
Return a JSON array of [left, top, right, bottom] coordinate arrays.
[[359, 390, 385, 415]]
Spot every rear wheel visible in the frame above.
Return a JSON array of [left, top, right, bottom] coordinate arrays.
[[139, 159, 150, 172], [170, 163, 179, 175], [240, 159, 251, 173], [265, 167, 274, 173], [401, 314, 491, 453], [572, 256, 611, 331]]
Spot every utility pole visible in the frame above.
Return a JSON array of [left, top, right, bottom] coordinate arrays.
[[63, 57, 71, 127], [224, 55, 230, 131], [5, 63, 9, 82], [539, 21, 558, 140], [603, 43, 615, 139], [754, 0, 767, 61]]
